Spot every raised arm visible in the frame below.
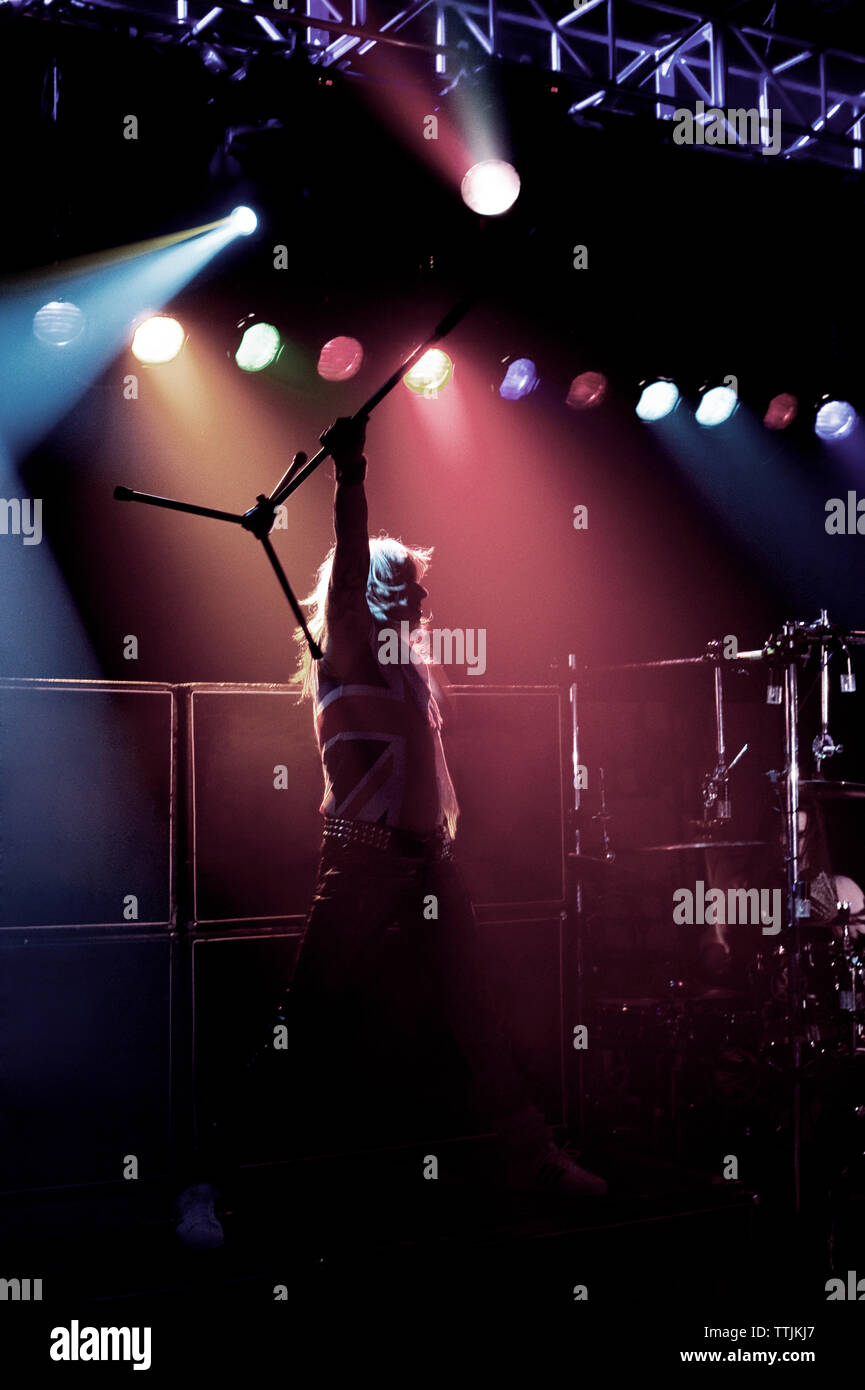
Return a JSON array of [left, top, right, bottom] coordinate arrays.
[[320, 415, 372, 665]]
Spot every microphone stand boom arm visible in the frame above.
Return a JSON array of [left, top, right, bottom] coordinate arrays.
[[266, 296, 473, 506]]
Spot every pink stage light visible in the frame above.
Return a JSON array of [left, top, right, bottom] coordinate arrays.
[[318, 336, 364, 382]]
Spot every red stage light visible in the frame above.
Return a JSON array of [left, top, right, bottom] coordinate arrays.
[[763, 393, 798, 430], [567, 371, 608, 410]]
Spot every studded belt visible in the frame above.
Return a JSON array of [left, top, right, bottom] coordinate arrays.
[[322, 815, 455, 861]]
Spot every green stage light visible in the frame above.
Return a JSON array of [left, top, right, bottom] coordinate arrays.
[[235, 322, 281, 372]]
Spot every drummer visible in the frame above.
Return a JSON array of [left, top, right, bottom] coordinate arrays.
[[699, 808, 865, 980]]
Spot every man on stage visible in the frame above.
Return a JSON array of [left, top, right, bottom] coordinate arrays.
[[174, 414, 605, 1249], [281, 413, 606, 1198]]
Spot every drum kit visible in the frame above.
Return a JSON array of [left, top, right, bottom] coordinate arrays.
[[566, 614, 865, 1205]]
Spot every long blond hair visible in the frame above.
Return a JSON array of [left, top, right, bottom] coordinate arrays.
[[293, 534, 434, 699]]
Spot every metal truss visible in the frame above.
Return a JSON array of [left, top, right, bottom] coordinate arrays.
[[9, 0, 865, 169]]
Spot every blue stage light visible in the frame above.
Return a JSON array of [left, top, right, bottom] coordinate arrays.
[[32, 300, 86, 347], [499, 358, 538, 401], [696, 384, 739, 428], [815, 398, 857, 441], [636, 379, 679, 422]]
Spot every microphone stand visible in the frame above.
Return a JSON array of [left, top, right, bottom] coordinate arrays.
[[113, 295, 475, 659]]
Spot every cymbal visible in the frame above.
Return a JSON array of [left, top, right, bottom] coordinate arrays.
[[799, 781, 865, 800], [629, 841, 766, 854]]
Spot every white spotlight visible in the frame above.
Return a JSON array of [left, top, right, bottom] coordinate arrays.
[[131, 315, 186, 365], [230, 206, 258, 236], [460, 161, 521, 216]]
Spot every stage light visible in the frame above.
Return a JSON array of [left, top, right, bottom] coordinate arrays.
[[636, 379, 679, 422], [230, 206, 258, 236], [567, 371, 608, 410], [404, 348, 453, 395], [318, 335, 364, 382], [131, 315, 186, 365], [32, 300, 87, 347], [763, 393, 798, 431], [815, 398, 857, 441], [460, 160, 521, 216], [499, 357, 538, 401], [696, 384, 739, 428], [235, 321, 281, 372]]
